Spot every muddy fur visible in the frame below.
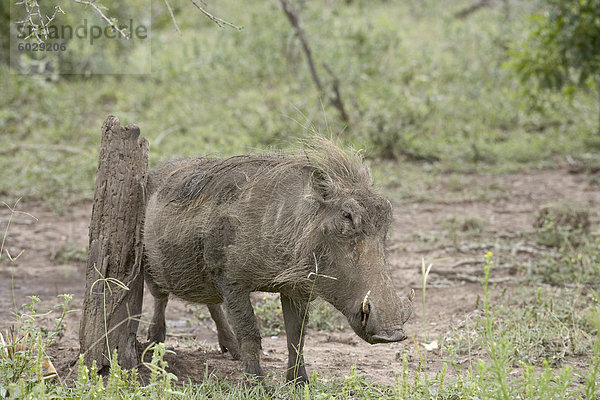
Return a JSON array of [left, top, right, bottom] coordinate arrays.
[[143, 137, 413, 382]]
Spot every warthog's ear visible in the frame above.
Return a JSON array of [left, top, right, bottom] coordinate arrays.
[[303, 166, 336, 202]]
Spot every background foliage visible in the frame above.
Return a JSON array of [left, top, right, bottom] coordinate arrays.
[[508, 0, 600, 130], [1, 0, 599, 210]]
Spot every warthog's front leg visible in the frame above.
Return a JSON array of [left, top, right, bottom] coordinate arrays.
[[218, 281, 264, 378], [281, 294, 309, 383]]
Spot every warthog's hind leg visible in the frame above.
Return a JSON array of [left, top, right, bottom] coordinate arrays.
[[207, 304, 241, 360], [281, 294, 309, 383]]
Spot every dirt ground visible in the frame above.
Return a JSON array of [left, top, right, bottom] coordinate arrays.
[[1, 168, 598, 385]]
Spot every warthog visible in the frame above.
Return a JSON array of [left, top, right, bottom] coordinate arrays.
[[143, 138, 413, 382]]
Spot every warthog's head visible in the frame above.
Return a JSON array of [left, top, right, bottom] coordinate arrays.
[[300, 142, 413, 344]]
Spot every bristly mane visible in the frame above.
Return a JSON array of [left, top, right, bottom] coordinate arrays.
[[301, 136, 372, 188], [155, 136, 373, 207]]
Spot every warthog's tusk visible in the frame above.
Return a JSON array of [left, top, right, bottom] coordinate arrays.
[[408, 288, 415, 302], [362, 290, 371, 314]]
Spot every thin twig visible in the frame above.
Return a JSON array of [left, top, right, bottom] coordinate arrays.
[[189, 0, 242, 30], [322, 62, 350, 122], [166, 332, 196, 338], [446, 259, 483, 269], [433, 260, 516, 278], [71, 0, 130, 39], [280, 0, 323, 91], [387, 243, 404, 252], [454, 0, 492, 19], [16, 0, 43, 42], [163, 0, 182, 35]]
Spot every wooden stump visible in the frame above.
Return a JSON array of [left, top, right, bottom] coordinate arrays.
[[79, 115, 149, 371]]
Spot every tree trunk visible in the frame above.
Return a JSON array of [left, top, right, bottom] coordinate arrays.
[[79, 115, 149, 371], [596, 76, 600, 135]]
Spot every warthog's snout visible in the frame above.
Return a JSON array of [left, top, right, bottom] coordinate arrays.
[[355, 288, 414, 344]]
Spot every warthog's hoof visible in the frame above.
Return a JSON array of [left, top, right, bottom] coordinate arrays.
[[219, 342, 241, 360], [243, 361, 265, 380], [217, 330, 240, 360]]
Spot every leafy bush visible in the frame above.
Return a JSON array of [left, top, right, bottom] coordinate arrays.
[[508, 0, 600, 131]]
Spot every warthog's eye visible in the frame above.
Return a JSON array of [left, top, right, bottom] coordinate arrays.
[[341, 210, 353, 223]]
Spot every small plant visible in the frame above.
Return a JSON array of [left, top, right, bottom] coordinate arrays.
[[531, 223, 600, 286], [444, 215, 486, 245], [0, 294, 75, 397], [444, 215, 487, 234], [534, 203, 590, 248], [584, 304, 600, 399], [447, 261, 596, 366], [141, 343, 181, 398], [477, 251, 513, 400]]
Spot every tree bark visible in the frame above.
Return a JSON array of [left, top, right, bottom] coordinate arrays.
[[79, 115, 148, 371], [596, 76, 600, 135]]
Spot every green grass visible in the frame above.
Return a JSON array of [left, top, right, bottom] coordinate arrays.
[[445, 284, 596, 366]]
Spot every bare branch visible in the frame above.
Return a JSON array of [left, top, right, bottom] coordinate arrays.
[[322, 62, 350, 123], [280, 0, 350, 123], [16, 0, 43, 42], [163, 0, 182, 35], [71, 0, 130, 39], [189, 0, 242, 30], [280, 0, 323, 92], [454, 0, 492, 19]]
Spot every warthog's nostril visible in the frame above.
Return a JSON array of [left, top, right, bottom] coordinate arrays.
[[361, 290, 371, 328]]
